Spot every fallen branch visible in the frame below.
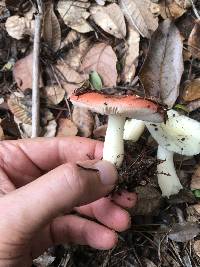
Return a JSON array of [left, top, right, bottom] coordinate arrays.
[[31, 0, 43, 138]]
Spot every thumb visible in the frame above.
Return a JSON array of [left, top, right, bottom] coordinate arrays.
[[0, 160, 117, 236]]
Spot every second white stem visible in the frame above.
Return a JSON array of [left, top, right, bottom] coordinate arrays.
[[157, 145, 183, 197], [103, 115, 125, 168]]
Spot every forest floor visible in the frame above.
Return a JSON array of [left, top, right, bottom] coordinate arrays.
[[1, 0, 200, 266]]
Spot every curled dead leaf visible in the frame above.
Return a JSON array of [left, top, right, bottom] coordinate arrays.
[[119, 0, 158, 38], [182, 79, 200, 102], [90, 3, 126, 39], [188, 20, 200, 60], [72, 106, 94, 137], [57, 118, 78, 137], [13, 53, 43, 91], [140, 19, 184, 107], [80, 43, 118, 87]]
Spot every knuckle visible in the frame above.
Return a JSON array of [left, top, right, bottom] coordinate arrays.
[[0, 141, 11, 170], [62, 163, 87, 197]]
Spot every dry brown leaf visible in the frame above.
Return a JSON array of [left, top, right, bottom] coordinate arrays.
[[140, 19, 184, 107], [119, 0, 158, 38], [95, 0, 105, 5], [175, 0, 193, 9], [194, 240, 200, 258], [188, 20, 200, 59], [14, 118, 33, 138], [143, 259, 157, 267], [64, 34, 92, 71], [191, 165, 200, 190], [187, 99, 200, 112], [72, 106, 94, 137], [121, 27, 140, 83], [5, 15, 34, 40], [90, 3, 126, 39], [0, 119, 4, 141], [43, 119, 57, 137], [33, 252, 55, 267], [57, 118, 78, 137], [132, 185, 162, 215], [191, 204, 200, 215], [93, 124, 107, 138], [150, 2, 161, 16], [61, 30, 81, 49], [182, 79, 200, 101], [8, 95, 32, 124], [42, 85, 65, 105], [159, 0, 186, 19], [43, 2, 61, 51], [168, 221, 200, 242], [55, 61, 87, 97], [0, 127, 4, 140], [80, 43, 117, 87], [14, 109, 57, 138], [13, 53, 43, 91], [57, 0, 92, 33]]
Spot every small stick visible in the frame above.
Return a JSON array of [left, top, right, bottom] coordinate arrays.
[[31, 0, 43, 138], [190, 0, 200, 19]]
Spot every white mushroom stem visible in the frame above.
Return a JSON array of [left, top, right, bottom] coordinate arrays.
[[123, 119, 145, 141], [103, 115, 125, 168], [157, 145, 183, 198]]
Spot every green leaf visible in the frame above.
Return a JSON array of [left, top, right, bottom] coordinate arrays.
[[193, 189, 200, 198], [1, 59, 15, 71], [90, 71, 103, 91], [174, 104, 189, 113]]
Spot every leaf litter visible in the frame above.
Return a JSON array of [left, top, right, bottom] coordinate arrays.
[[1, 0, 200, 266]]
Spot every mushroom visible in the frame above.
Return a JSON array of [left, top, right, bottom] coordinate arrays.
[[70, 92, 163, 167], [145, 109, 200, 197], [123, 119, 145, 141]]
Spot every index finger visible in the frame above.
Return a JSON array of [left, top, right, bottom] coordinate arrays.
[[0, 137, 103, 186]]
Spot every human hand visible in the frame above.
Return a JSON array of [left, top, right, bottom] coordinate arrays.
[[0, 137, 137, 267]]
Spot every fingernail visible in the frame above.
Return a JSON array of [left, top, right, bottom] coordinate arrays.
[[77, 160, 118, 185], [94, 160, 118, 185]]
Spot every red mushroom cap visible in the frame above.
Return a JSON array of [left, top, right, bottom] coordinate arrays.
[[70, 92, 164, 122]]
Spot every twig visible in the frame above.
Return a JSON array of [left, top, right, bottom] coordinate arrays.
[[190, 0, 200, 19], [31, 0, 43, 138]]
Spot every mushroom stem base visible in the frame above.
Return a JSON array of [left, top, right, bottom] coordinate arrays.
[[157, 146, 183, 198]]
